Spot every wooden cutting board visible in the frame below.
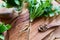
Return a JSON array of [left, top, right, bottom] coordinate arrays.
[[6, 14, 57, 40], [2, 0, 60, 40]]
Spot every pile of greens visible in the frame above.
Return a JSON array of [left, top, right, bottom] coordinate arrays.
[[27, 0, 60, 22], [1, 0, 60, 22], [0, 22, 11, 40]]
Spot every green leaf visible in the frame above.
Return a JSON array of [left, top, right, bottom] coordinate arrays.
[[0, 23, 11, 33], [6, 24, 11, 30], [14, 0, 20, 5], [0, 23, 7, 33], [49, 12, 55, 17], [0, 34, 4, 40]]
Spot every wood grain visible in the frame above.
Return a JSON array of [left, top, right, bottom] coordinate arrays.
[[29, 17, 56, 40], [7, 9, 29, 40]]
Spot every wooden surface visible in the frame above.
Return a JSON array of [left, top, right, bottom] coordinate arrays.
[[5, 14, 60, 40], [7, 14, 56, 40], [3, 9, 56, 40]]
